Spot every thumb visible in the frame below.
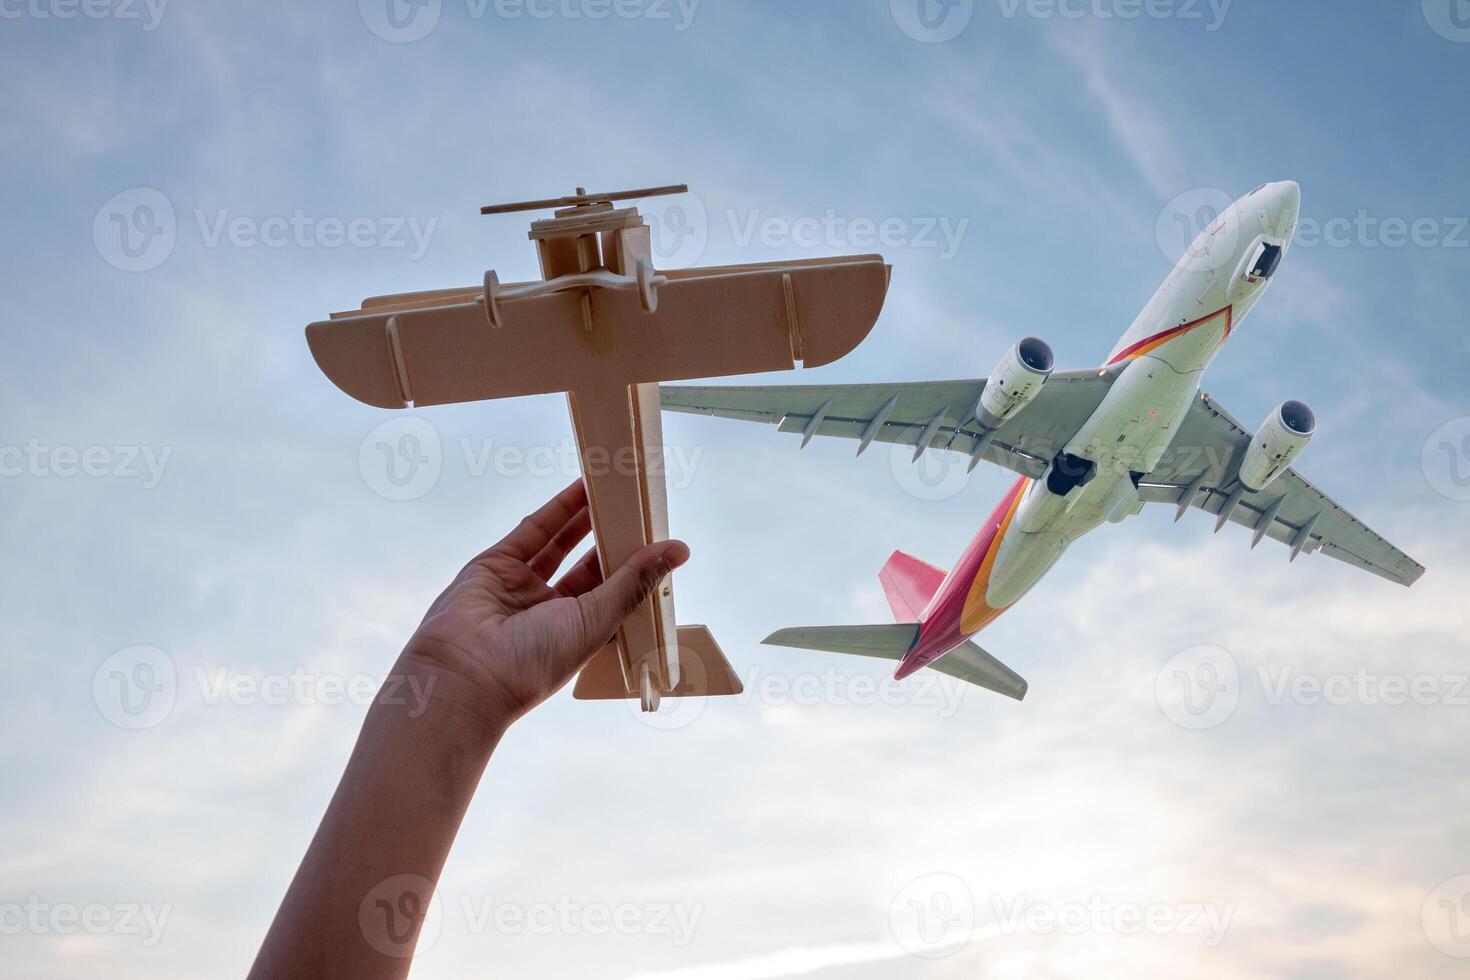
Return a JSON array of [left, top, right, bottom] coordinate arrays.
[[575, 539, 690, 650]]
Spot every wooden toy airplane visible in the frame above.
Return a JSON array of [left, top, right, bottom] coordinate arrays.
[[305, 184, 891, 711]]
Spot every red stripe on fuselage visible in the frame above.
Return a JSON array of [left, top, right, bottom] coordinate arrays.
[[1107, 306, 1233, 365]]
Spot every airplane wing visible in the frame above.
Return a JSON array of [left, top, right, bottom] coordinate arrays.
[[1138, 393, 1425, 586], [659, 367, 1121, 479]]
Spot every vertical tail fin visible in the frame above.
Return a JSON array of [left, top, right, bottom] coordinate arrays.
[[878, 551, 947, 622]]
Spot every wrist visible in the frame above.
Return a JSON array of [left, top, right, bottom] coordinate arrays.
[[380, 645, 515, 754]]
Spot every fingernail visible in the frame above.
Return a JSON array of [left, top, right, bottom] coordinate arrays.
[[659, 540, 691, 570]]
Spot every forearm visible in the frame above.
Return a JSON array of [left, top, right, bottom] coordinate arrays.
[[248, 655, 508, 980]]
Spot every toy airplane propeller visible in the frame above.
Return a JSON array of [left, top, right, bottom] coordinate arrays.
[[306, 184, 891, 711]]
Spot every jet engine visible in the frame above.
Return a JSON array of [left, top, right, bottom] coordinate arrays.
[[978, 337, 1054, 428], [1238, 400, 1315, 491]]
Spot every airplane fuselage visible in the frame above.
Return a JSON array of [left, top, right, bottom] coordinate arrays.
[[896, 181, 1303, 679]]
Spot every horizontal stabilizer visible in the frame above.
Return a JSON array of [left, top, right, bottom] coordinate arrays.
[[763, 625, 1028, 701]]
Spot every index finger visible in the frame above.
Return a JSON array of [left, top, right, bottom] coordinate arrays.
[[485, 479, 588, 562]]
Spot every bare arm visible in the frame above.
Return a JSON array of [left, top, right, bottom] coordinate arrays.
[[248, 480, 688, 980]]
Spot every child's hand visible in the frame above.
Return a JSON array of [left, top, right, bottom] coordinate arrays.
[[402, 479, 689, 726]]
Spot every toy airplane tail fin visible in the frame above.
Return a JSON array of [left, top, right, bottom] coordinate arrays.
[[879, 550, 947, 622], [763, 625, 1028, 701]]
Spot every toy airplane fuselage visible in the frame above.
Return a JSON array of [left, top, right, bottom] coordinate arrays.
[[663, 181, 1424, 700]]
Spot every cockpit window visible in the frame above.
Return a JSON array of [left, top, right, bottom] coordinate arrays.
[[1248, 243, 1283, 280]]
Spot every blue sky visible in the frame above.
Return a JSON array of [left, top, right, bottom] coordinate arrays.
[[3, 1, 1470, 977]]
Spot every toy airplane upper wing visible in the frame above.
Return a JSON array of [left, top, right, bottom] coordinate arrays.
[[660, 372, 1423, 587], [1137, 393, 1424, 586], [660, 367, 1122, 478]]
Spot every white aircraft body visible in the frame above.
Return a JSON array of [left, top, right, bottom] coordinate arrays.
[[661, 181, 1424, 700]]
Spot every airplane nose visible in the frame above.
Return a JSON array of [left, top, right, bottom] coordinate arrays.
[[1256, 180, 1300, 240]]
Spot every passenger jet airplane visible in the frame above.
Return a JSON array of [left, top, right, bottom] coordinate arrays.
[[660, 181, 1423, 701]]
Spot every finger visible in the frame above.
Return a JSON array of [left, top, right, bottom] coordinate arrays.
[[552, 547, 602, 598], [528, 506, 592, 581], [486, 479, 587, 562], [574, 540, 690, 649]]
